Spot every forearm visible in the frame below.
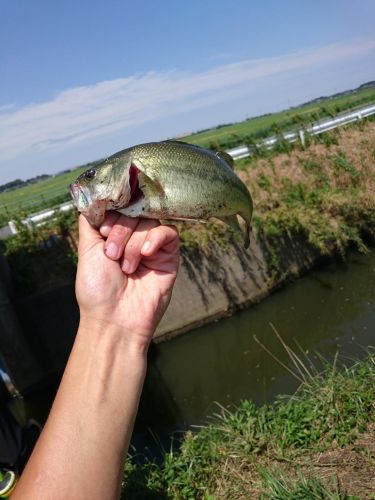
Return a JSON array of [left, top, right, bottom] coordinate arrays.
[[13, 321, 149, 500]]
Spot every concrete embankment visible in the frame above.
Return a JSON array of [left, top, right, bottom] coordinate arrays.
[[155, 232, 320, 340]]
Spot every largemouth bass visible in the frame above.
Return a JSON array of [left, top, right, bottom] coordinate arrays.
[[70, 141, 253, 247]]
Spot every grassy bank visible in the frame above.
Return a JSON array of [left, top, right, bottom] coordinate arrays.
[[122, 354, 375, 499], [248, 120, 375, 249]]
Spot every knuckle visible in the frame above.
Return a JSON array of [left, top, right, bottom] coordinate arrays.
[[110, 224, 132, 242]]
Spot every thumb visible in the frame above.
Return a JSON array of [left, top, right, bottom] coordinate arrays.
[[78, 214, 103, 254]]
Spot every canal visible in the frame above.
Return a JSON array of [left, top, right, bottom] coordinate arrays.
[[11, 249, 375, 452]]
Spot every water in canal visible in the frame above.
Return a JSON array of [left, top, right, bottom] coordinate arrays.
[[136, 249, 375, 443]]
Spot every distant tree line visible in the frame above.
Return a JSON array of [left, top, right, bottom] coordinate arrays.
[[0, 174, 51, 194], [0, 158, 103, 195]]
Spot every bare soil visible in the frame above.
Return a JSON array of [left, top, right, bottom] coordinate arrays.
[[305, 423, 375, 498]]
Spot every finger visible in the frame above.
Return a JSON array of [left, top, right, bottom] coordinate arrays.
[[78, 214, 102, 255], [121, 219, 160, 274], [141, 225, 179, 256], [99, 211, 122, 237], [104, 216, 140, 260]]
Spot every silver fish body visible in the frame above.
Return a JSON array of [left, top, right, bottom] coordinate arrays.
[[70, 141, 253, 247]]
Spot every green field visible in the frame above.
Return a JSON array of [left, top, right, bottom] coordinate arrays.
[[0, 85, 374, 225], [183, 86, 375, 148], [0, 166, 88, 225]]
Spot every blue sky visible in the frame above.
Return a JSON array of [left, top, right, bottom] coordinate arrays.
[[0, 0, 374, 183]]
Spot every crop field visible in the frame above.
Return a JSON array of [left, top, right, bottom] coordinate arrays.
[[0, 85, 374, 224]]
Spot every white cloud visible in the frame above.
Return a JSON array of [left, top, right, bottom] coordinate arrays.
[[0, 37, 374, 163]]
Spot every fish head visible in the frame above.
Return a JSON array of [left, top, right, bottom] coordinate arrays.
[[69, 153, 142, 226]]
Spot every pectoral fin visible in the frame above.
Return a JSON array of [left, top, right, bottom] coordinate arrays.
[[138, 170, 165, 197]]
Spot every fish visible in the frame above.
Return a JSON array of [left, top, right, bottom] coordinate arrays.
[[69, 141, 253, 247]]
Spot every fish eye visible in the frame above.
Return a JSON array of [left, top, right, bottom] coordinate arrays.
[[85, 169, 96, 180]]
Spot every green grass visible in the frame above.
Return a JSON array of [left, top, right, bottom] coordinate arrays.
[[121, 354, 375, 499], [258, 468, 357, 499]]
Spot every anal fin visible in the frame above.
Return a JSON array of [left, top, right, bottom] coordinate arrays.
[[219, 215, 250, 248]]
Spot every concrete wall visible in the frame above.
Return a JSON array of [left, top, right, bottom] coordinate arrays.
[[155, 233, 320, 340]]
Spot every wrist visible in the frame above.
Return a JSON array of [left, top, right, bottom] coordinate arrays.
[[77, 314, 152, 359]]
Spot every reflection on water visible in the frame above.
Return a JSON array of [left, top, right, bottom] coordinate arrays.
[[138, 250, 375, 439]]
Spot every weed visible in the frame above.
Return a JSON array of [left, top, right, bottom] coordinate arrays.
[[259, 467, 352, 499], [313, 130, 339, 148], [257, 173, 272, 191], [122, 351, 375, 499], [281, 180, 306, 207], [332, 152, 359, 182]]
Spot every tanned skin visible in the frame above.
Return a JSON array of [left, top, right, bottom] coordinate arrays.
[[13, 213, 179, 500]]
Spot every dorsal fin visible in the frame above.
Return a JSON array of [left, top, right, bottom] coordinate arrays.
[[216, 151, 234, 169], [163, 141, 234, 169], [162, 139, 212, 152], [163, 139, 190, 146]]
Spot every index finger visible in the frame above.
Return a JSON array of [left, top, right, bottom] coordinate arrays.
[[102, 214, 143, 260]]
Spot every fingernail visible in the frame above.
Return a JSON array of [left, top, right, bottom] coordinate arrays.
[[122, 259, 130, 273], [142, 240, 151, 253], [105, 242, 118, 259]]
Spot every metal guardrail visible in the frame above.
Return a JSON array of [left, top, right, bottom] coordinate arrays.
[[227, 102, 375, 160], [2, 102, 375, 237], [7, 201, 74, 236]]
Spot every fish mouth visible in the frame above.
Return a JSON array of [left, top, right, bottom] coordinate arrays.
[[69, 182, 106, 226]]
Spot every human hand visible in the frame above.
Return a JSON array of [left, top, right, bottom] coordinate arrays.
[[75, 213, 179, 350]]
